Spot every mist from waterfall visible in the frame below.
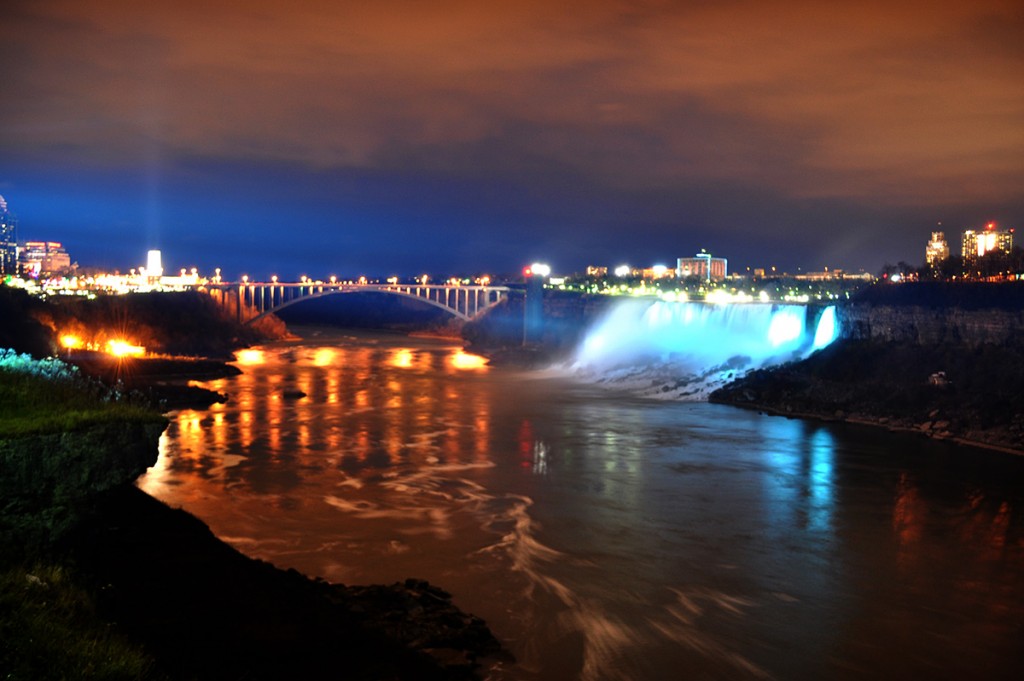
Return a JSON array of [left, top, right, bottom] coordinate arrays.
[[570, 299, 838, 400]]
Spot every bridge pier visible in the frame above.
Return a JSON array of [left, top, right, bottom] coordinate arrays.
[[523, 273, 544, 345]]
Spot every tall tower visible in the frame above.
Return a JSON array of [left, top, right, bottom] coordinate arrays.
[[0, 195, 18, 276], [925, 231, 949, 267]]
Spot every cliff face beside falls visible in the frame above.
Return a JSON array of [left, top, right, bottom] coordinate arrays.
[[838, 298, 1024, 346]]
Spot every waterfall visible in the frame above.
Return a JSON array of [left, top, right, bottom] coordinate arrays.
[[570, 300, 838, 400]]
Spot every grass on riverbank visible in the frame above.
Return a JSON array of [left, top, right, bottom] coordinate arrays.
[[0, 352, 163, 439], [0, 563, 165, 681]]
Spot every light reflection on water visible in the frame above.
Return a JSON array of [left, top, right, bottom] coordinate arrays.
[[138, 333, 1024, 680]]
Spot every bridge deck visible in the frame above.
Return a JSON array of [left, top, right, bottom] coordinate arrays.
[[202, 282, 511, 323]]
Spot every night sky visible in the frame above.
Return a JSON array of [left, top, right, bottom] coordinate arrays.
[[2, 0, 1022, 280]]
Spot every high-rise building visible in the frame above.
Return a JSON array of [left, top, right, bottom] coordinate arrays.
[[962, 223, 1013, 261], [925, 231, 949, 267], [0, 195, 17, 276], [677, 251, 727, 281], [18, 241, 72, 277]]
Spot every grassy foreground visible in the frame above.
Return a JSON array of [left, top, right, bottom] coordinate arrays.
[[1, 351, 169, 680], [0, 351, 163, 439], [0, 563, 165, 681]]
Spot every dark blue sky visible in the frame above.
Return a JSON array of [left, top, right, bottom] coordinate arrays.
[[2, 0, 1022, 281]]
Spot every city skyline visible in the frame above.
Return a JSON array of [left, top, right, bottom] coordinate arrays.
[[2, 0, 1022, 278], [4, 196, 1014, 283]]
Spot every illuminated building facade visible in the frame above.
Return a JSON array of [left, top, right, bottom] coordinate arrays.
[[585, 265, 608, 277], [19, 241, 72, 277], [925, 232, 949, 267], [961, 223, 1013, 261], [641, 265, 674, 280], [677, 253, 727, 281], [0, 195, 17, 276], [142, 249, 164, 282]]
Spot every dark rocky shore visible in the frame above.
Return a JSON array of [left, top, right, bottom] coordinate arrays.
[[67, 352, 240, 410], [711, 283, 1024, 455], [710, 339, 1024, 454], [56, 486, 502, 681]]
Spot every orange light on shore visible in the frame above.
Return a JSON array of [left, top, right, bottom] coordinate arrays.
[[106, 339, 145, 358], [60, 334, 84, 350], [235, 349, 265, 365], [450, 350, 488, 371]]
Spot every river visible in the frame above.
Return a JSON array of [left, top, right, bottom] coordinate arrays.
[[137, 328, 1024, 680]]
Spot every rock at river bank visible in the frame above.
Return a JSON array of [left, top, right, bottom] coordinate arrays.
[[60, 486, 504, 680], [68, 353, 239, 409], [710, 338, 1024, 454]]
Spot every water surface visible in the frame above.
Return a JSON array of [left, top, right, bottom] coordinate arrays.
[[138, 331, 1024, 680]]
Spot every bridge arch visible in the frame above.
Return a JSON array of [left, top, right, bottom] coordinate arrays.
[[204, 283, 510, 325]]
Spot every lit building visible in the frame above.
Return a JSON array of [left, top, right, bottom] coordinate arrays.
[[18, 241, 72, 277], [925, 231, 949, 267], [585, 265, 608, 277], [677, 251, 727, 281], [641, 265, 674, 280], [0, 195, 17, 276], [962, 223, 1013, 261], [141, 249, 164, 282]]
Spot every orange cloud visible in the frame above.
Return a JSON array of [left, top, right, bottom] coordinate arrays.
[[3, 0, 1022, 206]]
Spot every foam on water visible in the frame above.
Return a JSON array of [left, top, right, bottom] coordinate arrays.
[[572, 300, 838, 399]]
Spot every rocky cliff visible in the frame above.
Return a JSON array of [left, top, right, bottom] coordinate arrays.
[[839, 304, 1024, 346], [0, 420, 166, 546]]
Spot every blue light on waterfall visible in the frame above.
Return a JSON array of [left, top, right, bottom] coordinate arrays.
[[767, 309, 804, 347], [812, 306, 838, 350], [572, 300, 843, 399]]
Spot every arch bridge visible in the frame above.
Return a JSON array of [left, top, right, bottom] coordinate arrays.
[[203, 281, 511, 324]]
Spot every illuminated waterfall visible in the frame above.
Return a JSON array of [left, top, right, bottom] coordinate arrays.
[[571, 300, 839, 399]]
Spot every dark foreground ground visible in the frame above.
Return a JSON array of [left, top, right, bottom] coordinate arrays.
[[41, 485, 503, 681]]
